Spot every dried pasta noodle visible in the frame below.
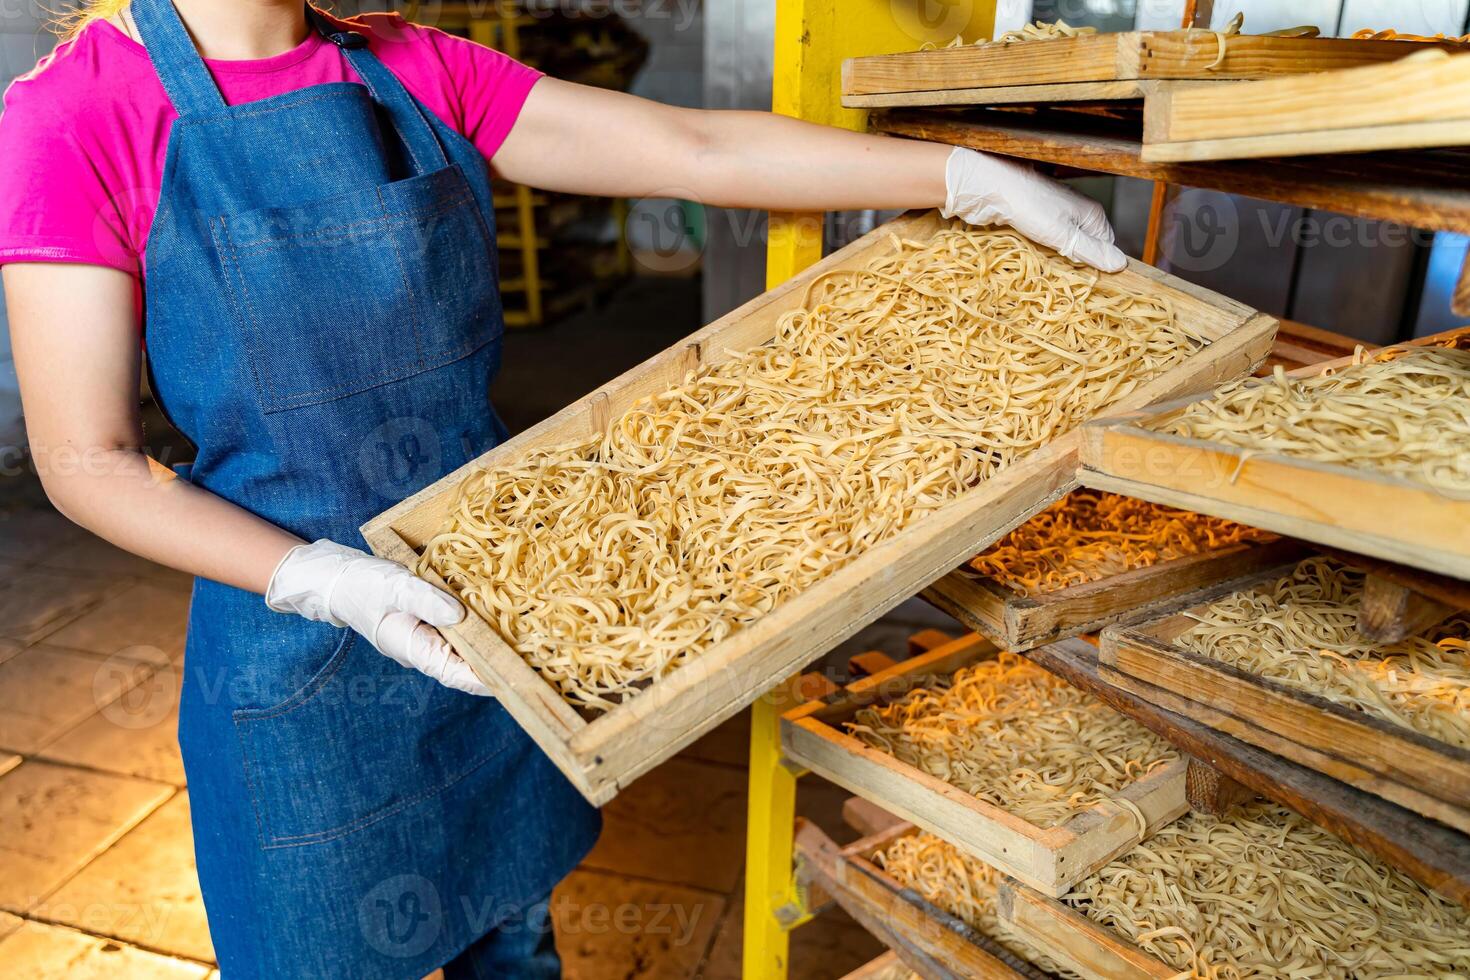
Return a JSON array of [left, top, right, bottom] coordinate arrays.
[[877, 832, 1080, 978], [969, 490, 1272, 596], [420, 227, 1203, 710], [846, 653, 1178, 827], [925, 19, 1097, 49], [1064, 802, 1470, 978], [1153, 347, 1470, 499], [1174, 556, 1470, 749]]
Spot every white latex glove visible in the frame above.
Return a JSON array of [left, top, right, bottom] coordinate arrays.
[[941, 147, 1129, 273], [265, 539, 490, 696]]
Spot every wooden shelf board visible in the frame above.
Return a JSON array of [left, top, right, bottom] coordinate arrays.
[[870, 108, 1470, 235], [1143, 52, 1470, 162], [1024, 637, 1470, 909]]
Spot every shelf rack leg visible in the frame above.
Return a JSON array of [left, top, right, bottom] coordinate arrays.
[[742, 683, 809, 980], [747, 4, 999, 977]]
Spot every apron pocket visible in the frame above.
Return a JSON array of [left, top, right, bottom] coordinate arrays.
[[212, 163, 501, 415], [233, 630, 511, 849]]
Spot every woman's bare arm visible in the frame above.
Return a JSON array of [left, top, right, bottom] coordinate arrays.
[[495, 78, 950, 210], [4, 262, 301, 593], [495, 78, 1126, 271]]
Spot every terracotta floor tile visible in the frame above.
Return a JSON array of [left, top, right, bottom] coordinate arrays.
[[40, 792, 212, 963], [0, 510, 86, 563], [0, 910, 21, 941], [583, 758, 746, 894], [695, 884, 884, 980], [0, 638, 25, 666], [0, 752, 19, 779], [0, 918, 209, 979], [39, 690, 185, 786], [0, 567, 125, 645], [44, 582, 192, 661], [555, 870, 723, 980], [0, 761, 172, 913], [0, 645, 160, 754]]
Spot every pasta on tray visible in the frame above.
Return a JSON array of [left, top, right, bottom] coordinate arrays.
[[968, 490, 1272, 596], [1152, 346, 1470, 498], [1065, 802, 1470, 978], [1173, 556, 1470, 750], [846, 652, 1178, 828], [420, 226, 1205, 710]]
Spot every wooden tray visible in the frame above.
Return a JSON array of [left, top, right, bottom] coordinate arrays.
[[842, 31, 1454, 108], [1079, 326, 1470, 581], [996, 880, 1173, 980], [923, 526, 1306, 651], [363, 210, 1275, 806], [796, 819, 1049, 980], [780, 635, 1189, 896], [1144, 51, 1470, 161], [839, 951, 908, 980], [1100, 569, 1470, 835]]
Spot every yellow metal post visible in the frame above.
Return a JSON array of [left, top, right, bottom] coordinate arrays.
[[765, 0, 998, 288], [741, 681, 810, 980], [746, 3, 997, 978]]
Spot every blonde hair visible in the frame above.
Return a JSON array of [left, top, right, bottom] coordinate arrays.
[[53, 1, 130, 40]]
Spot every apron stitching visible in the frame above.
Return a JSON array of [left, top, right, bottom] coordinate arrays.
[[226, 194, 471, 249], [378, 186, 429, 370], [215, 215, 274, 408], [255, 738, 511, 849]]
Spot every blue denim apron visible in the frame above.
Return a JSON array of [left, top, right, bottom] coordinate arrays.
[[130, 2, 600, 975]]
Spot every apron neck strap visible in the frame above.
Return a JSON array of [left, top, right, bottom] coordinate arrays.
[[129, 0, 229, 115], [128, 2, 451, 174], [307, 8, 450, 173]]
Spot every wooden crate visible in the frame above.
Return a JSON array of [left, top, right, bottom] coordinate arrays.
[[841, 31, 1455, 108], [1079, 327, 1470, 581], [1100, 569, 1470, 835], [1144, 51, 1470, 161], [996, 881, 1174, 980], [362, 210, 1275, 806], [922, 520, 1306, 651], [780, 635, 1189, 897], [796, 819, 1047, 980]]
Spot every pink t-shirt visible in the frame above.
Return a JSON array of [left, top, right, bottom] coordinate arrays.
[[0, 12, 541, 277]]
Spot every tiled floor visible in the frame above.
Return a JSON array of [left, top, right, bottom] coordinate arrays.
[[0, 500, 955, 978]]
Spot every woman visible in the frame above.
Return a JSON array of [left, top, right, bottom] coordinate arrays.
[[0, 1, 1125, 976]]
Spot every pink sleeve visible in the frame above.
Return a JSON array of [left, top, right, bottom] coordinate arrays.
[[0, 72, 137, 272], [418, 25, 543, 161]]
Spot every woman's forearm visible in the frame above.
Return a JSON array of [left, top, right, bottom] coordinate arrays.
[[498, 79, 948, 211], [39, 445, 302, 594], [679, 110, 951, 212]]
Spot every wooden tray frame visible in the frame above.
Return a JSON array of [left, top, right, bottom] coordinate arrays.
[[1078, 326, 1470, 581], [1143, 51, 1470, 162], [996, 880, 1173, 980], [923, 527, 1306, 651], [780, 635, 1189, 896], [796, 818, 1048, 980], [1100, 567, 1470, 834], [362, 210, 1275, 806], [841, 31, 1456, 108]]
